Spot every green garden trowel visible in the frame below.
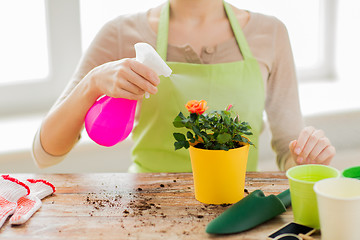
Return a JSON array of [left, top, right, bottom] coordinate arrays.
[[206, 189, 291, 234]]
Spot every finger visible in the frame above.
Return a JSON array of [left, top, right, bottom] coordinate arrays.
[[128, 69, 158, 95], [289, 140, 298, 159], [115, 71, 146, 95], [289, 140, 297, 154], [114, 88, 144, 101], [299, 129, 325, 163], [128, 59, 161, 86], [315, 145, 336, 164], [307, 137, 330, 162], [289, 140, 303, 165], [294, 127, 315, 164], [294, 126, 316, 156], [117, 64, 158, 95]]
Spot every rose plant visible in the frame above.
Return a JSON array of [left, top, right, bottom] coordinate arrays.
[[173, 100, 254, 151]]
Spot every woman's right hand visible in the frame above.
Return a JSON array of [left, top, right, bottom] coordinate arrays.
[[86, 58, 160, 101], [37, 58, 160, 158]]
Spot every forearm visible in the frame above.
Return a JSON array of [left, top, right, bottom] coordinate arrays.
[[39, 56, 159, 157], [275, 148, 297, 171], [40, 74, 99, 156]]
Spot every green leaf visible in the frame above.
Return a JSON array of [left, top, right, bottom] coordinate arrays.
[[222, 110, 231, 117], [173, 116, 185, 128], [178, 112, 186, 120], [201, 133, 210, 144], [190, 113, 198, 122], [243, 137, 255, 146], [217, 133, 231, 144], [173, 133, 186, 142], [213, 143, 221, 150], [183, 118, 193, 129], [192, 125, 201, 136], [242, 131, 253, 135], [186, 131, 193, 139], [174, 141, 184, 150], [233, 134, 243, 142], [224, 116, 231, 126], [220, 145, 230, 151]]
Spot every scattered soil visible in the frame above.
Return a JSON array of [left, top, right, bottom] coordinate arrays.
[[84, 182, 241, 235], [220, 203, 231, 207], [85, 192, 122, 209]]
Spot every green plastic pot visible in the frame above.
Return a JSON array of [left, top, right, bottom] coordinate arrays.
[[342, 166, 360, 179], [286, 164, 340, 229]]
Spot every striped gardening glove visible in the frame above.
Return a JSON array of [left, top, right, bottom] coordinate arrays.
[[10, 179, 55, 225], [0, 175, 30, 229]]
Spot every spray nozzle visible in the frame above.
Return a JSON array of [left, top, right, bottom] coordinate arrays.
[[135, 42, 172, 77]]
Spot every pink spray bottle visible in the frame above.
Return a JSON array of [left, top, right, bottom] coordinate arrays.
[[84, 43, 172, 147]]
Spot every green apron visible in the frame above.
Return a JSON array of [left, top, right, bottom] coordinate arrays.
[[130, 1, 265, 172]]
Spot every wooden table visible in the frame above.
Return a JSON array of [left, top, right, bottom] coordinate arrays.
[[0, 172, 320, 239]]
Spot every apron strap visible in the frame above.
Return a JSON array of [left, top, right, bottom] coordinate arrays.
[[156, 1, 254, 61], [156, 1, 170, 60], [223, 1, 254, 60]]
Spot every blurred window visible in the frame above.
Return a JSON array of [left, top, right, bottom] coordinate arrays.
[[0, 0, 49, 85], [0, 0, 335, 115]]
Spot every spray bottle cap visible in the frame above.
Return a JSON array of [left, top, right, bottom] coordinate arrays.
[[135, 42, 172, 77]]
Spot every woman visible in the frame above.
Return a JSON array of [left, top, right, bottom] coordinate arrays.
[[32, 0, 335, 172]]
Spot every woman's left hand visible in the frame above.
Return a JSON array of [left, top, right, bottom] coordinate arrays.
[[289, 126, 336, 165]]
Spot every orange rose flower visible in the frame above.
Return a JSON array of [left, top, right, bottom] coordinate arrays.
[[185, 100, 208, 115]]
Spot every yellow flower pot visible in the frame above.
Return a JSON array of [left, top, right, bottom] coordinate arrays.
[[189, 143, 249, 204]]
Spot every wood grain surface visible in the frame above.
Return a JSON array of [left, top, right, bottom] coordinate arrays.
[[0, 172, 320, 239]]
